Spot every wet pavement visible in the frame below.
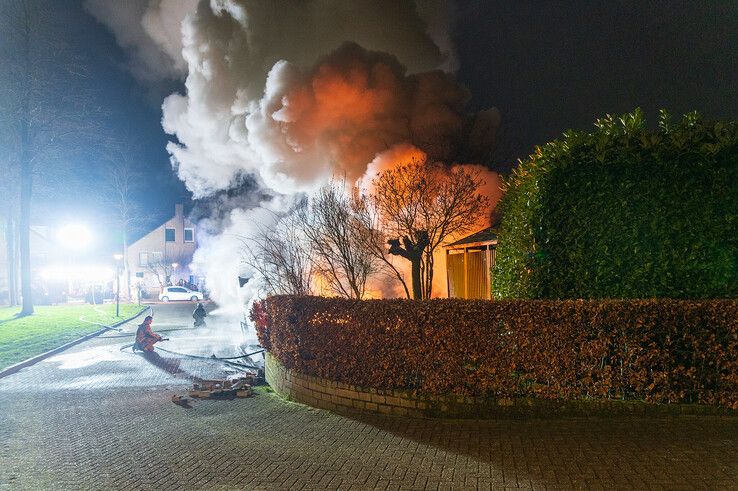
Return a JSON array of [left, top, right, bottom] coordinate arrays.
[[0, 302, 736, 490]]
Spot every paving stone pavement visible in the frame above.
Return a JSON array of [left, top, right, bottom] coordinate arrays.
[[0, 303, 736, 490]]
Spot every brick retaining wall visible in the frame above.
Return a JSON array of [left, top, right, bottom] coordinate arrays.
[[265, 353, 736, 419]]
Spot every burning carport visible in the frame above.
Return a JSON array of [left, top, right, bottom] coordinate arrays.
[[444, 227, 497, 300]]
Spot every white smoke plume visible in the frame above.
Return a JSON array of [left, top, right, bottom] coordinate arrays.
[[84, 0, 197, 84], [191, 196, 286, 314], [160, 1, 466, 197], [90, 0, 503, 311]]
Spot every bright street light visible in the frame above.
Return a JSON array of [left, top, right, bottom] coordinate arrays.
[[58, 224, 93, 250], [41, 265, 114, 282]]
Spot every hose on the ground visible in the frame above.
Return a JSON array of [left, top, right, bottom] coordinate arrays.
[[155, 345, 264, 364], [112, 311, 264, 366], [204, 349, 265, 360], [119, 342, 262, 371], [106, 305, 263, 370], [223, 359, 261, 370]]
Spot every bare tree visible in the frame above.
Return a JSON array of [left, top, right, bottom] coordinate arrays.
[[1, 1, 100, 315], [100, 144, 152, 301], [0, 124, 19, 306], [372, 158, 489, 299], [145, 251, 191, 290], [351, 191, 412, 299], [241, 203, 314, 296], [1, 216, 19, 307], [299, 182, 380, 299]]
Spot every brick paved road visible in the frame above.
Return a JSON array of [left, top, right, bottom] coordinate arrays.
[[0, 303, 736, 490]]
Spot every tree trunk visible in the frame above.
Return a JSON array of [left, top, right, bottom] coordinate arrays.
[[19, 138, 33, 315], [410, 256, 422, 300], [388, 231, 429, 300], [423, 251, 435, 300], [123, 229, 131, 301], [5, 217, 18, 306], [18, 4, 33, 316], [13, 223, 20, 306]]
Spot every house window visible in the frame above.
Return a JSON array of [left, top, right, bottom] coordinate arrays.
[[184, 228, 194, 243], [151, 251, 163, 264], [165, 228, 175, 242], [139, 252, 149, 267]]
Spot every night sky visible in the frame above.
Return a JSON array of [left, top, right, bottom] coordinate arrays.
[[16, 1, 738, 236], [456, 1, 738, 166]]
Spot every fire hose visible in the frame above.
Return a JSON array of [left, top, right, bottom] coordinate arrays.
[[119, 343, 263, 371], [155, 346, 264, 363], [122, 337, 263, 367], [97, 306, 263, 368]]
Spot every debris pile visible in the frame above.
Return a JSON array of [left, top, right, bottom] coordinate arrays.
[[172, 394, 193, 409], [188, 377, 254, 400]]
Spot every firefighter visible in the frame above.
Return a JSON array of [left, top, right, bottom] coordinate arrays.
[[192, 302, 207, 327], [133, 315, 164, 352]]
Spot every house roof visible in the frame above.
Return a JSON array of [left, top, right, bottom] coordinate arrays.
[[445, 226, 498, 248], [129, 205, 195, 246]]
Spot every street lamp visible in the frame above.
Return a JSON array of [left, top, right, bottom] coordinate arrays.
[[113, 254, 123, 317], [171, 262, 179, 286]]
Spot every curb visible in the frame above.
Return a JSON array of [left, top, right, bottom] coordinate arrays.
[[0, 306, 150, 379]]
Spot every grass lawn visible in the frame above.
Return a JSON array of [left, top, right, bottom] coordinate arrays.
[[0, 304, 145, 370]]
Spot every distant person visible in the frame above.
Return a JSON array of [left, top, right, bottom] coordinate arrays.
[[193, 302, 207, 327], [133, 316, 166, 352]]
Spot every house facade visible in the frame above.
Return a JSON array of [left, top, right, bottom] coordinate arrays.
[[127, 204, 199, 297]]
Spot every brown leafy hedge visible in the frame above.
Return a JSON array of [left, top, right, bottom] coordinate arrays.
[[251, 296, 738, 408]]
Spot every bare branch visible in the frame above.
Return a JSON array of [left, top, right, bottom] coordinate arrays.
[[371, 158, 489, 299], [240, 204, 314, 296], [298, 181, 381, 299]]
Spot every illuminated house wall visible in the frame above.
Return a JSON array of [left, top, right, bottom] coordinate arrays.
[[127, 204, 198, 294]]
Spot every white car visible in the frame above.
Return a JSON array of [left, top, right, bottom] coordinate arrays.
[[159, 286, 204, 302]]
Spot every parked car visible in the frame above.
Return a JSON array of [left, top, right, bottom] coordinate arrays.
[[159, 286, 204, 302]]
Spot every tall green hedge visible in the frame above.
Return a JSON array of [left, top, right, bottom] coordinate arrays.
[[494, 109, 738, 299]]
